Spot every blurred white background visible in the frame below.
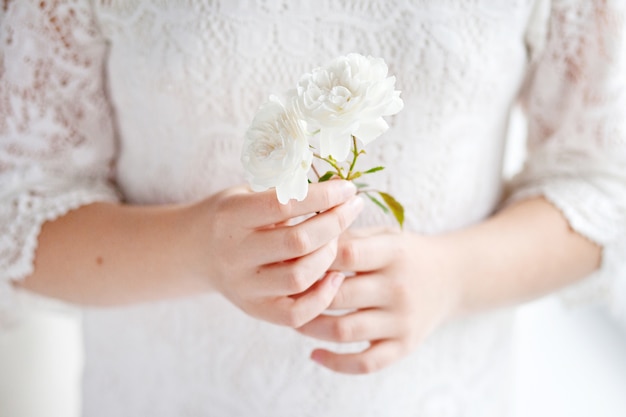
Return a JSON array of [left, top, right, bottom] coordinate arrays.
[[513, 298, 626, 417], [0, 296, 82, 417]]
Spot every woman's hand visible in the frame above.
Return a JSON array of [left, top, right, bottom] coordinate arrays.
[[297, 228, 462, 374], [184, 180, 364, 328], [296, 198, 603, 375]]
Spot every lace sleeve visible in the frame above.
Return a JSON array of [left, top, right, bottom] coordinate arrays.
[[0, 1, 119, 313], [509, 0, 626, 321]]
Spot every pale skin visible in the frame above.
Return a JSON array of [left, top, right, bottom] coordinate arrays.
[[298, 196, 601, 374], [18, 181, 601, 375], [21, 181, 363, 327]]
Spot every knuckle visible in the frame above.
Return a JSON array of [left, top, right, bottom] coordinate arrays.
[[213, 189, 238, 213], [338, 241, 358, 269], [211, 199, 231, 225], [357, 356, 383, 374], [285, 268, 310, 293], [285, 227, 312, 255], [332, 319, 355, 342], [390, 275, 410, 296], [281, 307, 308, 328], [210, 194, 242, 232], [389, 279, 412, 311]]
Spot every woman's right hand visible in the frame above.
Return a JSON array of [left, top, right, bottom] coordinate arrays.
[[184, 180, 363, 328]]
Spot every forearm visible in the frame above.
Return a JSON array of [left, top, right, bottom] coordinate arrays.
[[442, 197, 602, 315], [16, 202, 211, 306], [15, 180, 361, 323]]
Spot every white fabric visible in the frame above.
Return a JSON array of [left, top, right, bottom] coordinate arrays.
[[1, 1, 625, 416]]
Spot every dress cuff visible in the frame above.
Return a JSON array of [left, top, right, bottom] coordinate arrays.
[[0, 182, 119, 326], [505, 180, 626, 326]]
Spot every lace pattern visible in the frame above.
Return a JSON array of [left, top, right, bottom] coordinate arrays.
[[0, 0, 119, 313], [1, 0, 626, 415], [508, 0, 626, 318]]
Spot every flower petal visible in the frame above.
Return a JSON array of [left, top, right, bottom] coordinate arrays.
[[276, 169, 309, 204], [320, 129, 352, 161], [353, 117, 389, 145], [242, 95, 313, 202], [383, 92, 404, 116]]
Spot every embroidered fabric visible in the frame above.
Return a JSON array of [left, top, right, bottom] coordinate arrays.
[[1, 0, 625, 416], [508, 0, 626, 319], [0, 1, 119, 318]]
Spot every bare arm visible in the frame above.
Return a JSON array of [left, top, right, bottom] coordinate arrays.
[[18, 201, 206, 306], [451, 197, 601, 315], [17, 181, 364, 328]]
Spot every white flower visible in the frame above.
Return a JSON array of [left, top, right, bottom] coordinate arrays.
[[295, 53, 404, 161], [241, 96, 313, 204]]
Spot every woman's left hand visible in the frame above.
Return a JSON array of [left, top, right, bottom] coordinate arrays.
[[297, 227, 462, 374]]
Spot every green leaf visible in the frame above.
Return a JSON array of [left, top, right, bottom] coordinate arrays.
[[318, 171, 335, 182], [347, 172, 362, 180], [354, 182, 369, 189], [378, 192, 405, 228], [364, 166, 385, 174], [365, 193, 389, 213]]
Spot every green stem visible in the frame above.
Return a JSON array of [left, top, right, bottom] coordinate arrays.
[[347, 135, 359, 180], [313, 153, 345, 179]]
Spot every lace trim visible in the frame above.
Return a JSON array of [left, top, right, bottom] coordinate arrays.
[[0, 0, 118, 324], [0, 184, 118, 325], [507, 183, 626, 320], [508, 0, 626, 321]]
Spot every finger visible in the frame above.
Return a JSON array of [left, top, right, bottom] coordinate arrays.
[[331, 230, 400, 272], [297, 309, 398, 343], [268, 271, 345, 328], [245, 195, 364, 264], [234, 180, 357, 228], [339, 227, 397, 239], [253, 239, 338, 296], [327, 273, 391, 310], [310, 340, 404, 374]]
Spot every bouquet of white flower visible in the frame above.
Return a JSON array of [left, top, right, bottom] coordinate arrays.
[[241, 53, 405, 227]]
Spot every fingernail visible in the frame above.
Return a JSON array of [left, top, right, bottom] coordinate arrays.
[[311, 350, 325, 364], [349, 195, 364, 211], [331, 272, 345, 288], [339, 181, 357, 198]]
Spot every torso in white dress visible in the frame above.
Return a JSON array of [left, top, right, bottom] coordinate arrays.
[[2, 1, 626, 416]]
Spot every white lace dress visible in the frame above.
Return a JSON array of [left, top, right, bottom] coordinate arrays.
[[2, 1, 626, 416]]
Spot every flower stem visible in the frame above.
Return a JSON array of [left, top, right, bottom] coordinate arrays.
[[347, 135, 359, 180], [311, 163, 321, 180], [313, 153, 345, 179]]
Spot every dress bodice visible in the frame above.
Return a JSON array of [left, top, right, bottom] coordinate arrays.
[[2, 1, 626, 416]]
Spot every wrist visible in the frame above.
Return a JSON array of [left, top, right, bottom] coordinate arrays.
[[406, 232, 467, 321], [434, 228, 495, 318], [170, 201, 219, 295], [436, 235, 468, 319]]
